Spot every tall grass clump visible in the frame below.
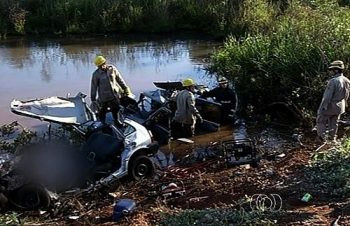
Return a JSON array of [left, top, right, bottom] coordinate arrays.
[[209, 0, 350, 117], [229, 0, 277, 35], [310, 138, 350, 197]]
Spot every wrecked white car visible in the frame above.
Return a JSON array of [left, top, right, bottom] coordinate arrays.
[[1, 93, 158, 210]]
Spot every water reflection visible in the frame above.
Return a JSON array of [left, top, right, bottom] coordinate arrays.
[[0, 35, 221, 127], [0, 37, 214, 74]]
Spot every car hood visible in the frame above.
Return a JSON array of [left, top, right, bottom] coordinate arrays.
[[10, 93, 95, 125]]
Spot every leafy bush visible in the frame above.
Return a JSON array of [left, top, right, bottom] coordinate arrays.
[[0, 212, 20, 225], [0, 0, 242, 35], [0, 122, 36, 153], [310, 139, 350, 197], [208, 0, 350, 116]]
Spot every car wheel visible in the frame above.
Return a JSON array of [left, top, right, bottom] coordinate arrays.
[[10, 185, 50, 210], [129, 155, 154, 180]]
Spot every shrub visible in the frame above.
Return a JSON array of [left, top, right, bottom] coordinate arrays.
[[310, 138, 350, 197], [208, 0, 350, 117]]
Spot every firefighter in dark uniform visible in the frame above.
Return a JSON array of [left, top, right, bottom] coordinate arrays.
[[200, 77, 237, 123]]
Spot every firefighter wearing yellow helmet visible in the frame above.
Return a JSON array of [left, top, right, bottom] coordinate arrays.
[[91, 55, 132, 127], [316, 60, 350, 143], [171, 78, 203, 139]]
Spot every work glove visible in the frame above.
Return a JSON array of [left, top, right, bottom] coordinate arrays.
[[90, 101, 99, 113]]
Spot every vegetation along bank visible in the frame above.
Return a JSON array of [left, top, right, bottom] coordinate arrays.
[[2, 0, 350, 120]]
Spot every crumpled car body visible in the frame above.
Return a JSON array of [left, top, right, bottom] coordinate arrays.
[[3, 93, 158, 210]]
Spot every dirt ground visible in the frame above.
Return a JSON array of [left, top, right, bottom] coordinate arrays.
[[15, 124, 350, 225]]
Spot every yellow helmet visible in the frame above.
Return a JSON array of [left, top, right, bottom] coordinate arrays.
[[94, 55, 106, 67], [328, 60, 344, 70], [182, 78, 195, 87]]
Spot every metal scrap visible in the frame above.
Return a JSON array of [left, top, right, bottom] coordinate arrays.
[[160, 181, 186, 200]]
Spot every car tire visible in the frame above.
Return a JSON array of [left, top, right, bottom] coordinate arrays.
[[129, 155, 154, 180], [10, 184, 51, 210]]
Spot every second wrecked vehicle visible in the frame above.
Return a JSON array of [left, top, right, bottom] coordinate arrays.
[[124, 81, 236, 145]]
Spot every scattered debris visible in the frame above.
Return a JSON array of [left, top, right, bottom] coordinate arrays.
[[177, 138, 194, 144], [277, 153, 286, 158], [160, 182, 186, 200], [301, 193, 312, 202], [68, 216, 80, 220], [0, 121, 348, 225], [188, 196, 209, 202], [331, 216, 341, 226], [112, 199, 136, 222], [153, 150, 176, 169]]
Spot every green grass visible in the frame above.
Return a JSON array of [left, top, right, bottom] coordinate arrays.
[[310, 138, 350, 197], [160, 208, 276, 226], [0, 212, 20, 225]]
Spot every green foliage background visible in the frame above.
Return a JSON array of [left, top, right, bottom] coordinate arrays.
[[0, 0, 235, 35], [208, 0, 350, 117], [1, 0, 350, 117], [310, 138, 350, 197]]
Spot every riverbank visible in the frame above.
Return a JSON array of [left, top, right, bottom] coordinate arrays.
[[3, 0, 350, 121], [2, 123, 350, 225], [0, 0, 235, 36]]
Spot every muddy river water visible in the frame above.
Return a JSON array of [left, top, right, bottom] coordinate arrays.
[[0, 34, 221, 129]]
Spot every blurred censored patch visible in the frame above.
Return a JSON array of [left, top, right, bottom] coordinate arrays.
[[249, 194, 282, 212]]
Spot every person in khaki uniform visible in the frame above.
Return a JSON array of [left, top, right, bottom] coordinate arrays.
[[90, 55, 131, 127], [171, 78, 203, 139], [316, 60, 350, 142]]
